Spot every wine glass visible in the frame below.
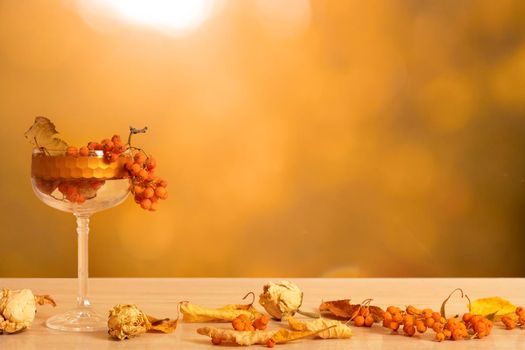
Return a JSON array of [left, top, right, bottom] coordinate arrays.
[[31, 148, 131, 332]]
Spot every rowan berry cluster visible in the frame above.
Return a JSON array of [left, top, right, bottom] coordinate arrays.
[[352, 304, 375, 328], [210, 315, 270, 346], [66, 134, 128, 163], [382, 305, 493, 341], [57, 179, 104, 204], [63, 131, 167, 210], [125, 152, 168, 211]]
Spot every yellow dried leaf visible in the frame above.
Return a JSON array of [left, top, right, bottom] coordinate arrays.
[[181, 301, 261, 322], [288, 317, 352, 339], [25, 117, 68, 151], [471, 297, 517, 319], [271, 328, 319, 343], [197, 327, 275, 345], [197, 326, 324, 345]]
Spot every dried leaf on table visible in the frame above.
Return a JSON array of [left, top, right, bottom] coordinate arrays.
[[24, 116, 68, 151], [0, 288, 56, 334], [35, 294, 56, 307], [197, 326, 329, 346], [197, 327, 275, 345], [288, 317, 352, 339], [180, 301, 261, 322], [471, 297, 517, 320], [147, 315, 178, 333], [320, 299, 385, 322]]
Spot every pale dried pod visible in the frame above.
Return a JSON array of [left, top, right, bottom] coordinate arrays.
[[0, 288, 55, 334], [259, 281, 303, 320], [107, 304, 151, 340]]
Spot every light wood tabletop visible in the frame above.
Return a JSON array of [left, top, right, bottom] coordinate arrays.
[[0, 278, 524, 349]]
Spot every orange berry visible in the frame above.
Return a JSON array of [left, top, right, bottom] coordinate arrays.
[[155, 186, 167, 198], [387, 306, 400, 314], [364, 315, 374, 327], [266, 339, 275, 348], [232, 318, 245, 331], [443, 329, 452, 339], [354, 315, 365, 327], [383, 312, 392, 321], [416, 320, 427, 333], [404, 324, 416, 337], [211, 336, 222, 345], [452, 329, 463, 341], [432, 312, 441, 322], [124, 159, 134, 170], [79, 146, 90, 156], [403, 315, 414, 326], [87, 141, 97, 150], [516, 307, 524, 315], [90, 180, 104, 190], [470, 315, 482, 324], [130, 163, 142, 175], [144, 187, 155, 199], [237, 314, 248, 321], [76, 195, 86, 204], [66, 146, 78, 156], [502, 316, 516, 330], [435, 332, 445, 342], [138, 169, 149, 179], [145, 156, 156, 170], [149, 201, 159, 211], [134, 152, 147, 164], [424, 317, 435, 328], [140, 198, 152, 210], [134, 185, 145, 194], [101, 139, 114, 151], [389, 321, 399, 331], [474, 321, 486, 334], [392, 312, 403, 323], [422, 308, 432, 318], [111, 134, 122, 144], [254, 315, 270, 330], [462, 313, 472, 323], [406, 305, 421, 315], [432, 322, 443, 333]]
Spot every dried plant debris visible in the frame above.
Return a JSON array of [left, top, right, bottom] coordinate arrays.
[[287, 317, 352, 339], [259, 281, 305, 320], [107, 304, 177, 340], [25, 116, 68, 151], [0, 288, 56, 334], [319, 299, 385, 323], [180, 300, 261, 323]]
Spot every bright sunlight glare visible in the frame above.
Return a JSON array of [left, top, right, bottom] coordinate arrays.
[[103, 0, 213, 33]]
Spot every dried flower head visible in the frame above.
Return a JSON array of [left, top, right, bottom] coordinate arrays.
[[0, 288, 55, 334], [259, 281, 303, 320], [107, 304, 151, 340]]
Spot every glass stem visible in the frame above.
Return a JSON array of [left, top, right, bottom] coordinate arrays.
[[75, 214, 91, 308]]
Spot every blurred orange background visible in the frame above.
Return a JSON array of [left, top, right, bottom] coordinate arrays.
[[1, 0, 524, 277]]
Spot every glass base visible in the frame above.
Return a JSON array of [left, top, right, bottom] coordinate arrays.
[[46, 308, 106, 332]]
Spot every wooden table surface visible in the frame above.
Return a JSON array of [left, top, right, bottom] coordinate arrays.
[[1, 278, 524, 349]]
